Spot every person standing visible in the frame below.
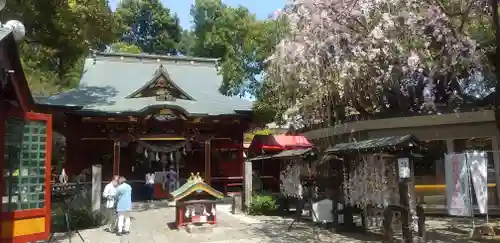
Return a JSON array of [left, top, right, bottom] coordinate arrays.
[[116, 176, 132, 236], [145, 170, 155, 202], [102, 175, 119, 232], [166, 165, 178, 194]]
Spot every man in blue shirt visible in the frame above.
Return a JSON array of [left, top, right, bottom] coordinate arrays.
[[116, 176, 132, 236]]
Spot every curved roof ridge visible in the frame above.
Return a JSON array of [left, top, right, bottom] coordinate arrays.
[[93, 51, 220, 64]]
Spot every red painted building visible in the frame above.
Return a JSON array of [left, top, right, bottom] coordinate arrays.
[[0, 28, 52, 242], [37, 52, 253, 195], [248, 135, 314, 192]]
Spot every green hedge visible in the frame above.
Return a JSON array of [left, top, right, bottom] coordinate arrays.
[[248, 193, 278, 215]]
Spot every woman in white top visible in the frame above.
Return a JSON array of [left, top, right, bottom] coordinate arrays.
[[103, 175, 119, 232], [145, 170, 155, 202]]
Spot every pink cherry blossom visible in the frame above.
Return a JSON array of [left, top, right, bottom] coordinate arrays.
[[265, 0, 490, 125]]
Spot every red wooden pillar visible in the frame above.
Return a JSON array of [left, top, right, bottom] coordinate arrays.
[[64, 115, 83, 177], [204, 139, 211, 184], [65, 129, 80, 177], [113, 140, 120, 176]]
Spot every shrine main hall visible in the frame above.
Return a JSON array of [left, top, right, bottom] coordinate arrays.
[[36, 52, 254, 194]]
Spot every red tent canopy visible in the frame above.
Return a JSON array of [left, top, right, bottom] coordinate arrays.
[[249, 135, 313, 154]]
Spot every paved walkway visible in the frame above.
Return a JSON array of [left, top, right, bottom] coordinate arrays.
[[48, 202, 499, 243]]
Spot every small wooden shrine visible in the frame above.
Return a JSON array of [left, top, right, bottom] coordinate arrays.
[[324, 134, 426, 242], [171, 172, 224, 228], [0, 27, 53, 242]]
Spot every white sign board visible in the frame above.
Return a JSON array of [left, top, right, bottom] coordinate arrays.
[[397, 158, 410, 179], [466, 151, 488, 214], [445, 154, 472, 216]]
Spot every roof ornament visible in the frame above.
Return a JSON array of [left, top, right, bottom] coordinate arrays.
[[188, 172, 203, 182]]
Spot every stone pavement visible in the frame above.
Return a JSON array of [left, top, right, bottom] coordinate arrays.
[[48, 202, 264, 243], [47, 201, 500, 243]]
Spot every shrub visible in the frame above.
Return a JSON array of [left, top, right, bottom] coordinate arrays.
[[248, 193, 278, 215], [52, 206, 104, 232]]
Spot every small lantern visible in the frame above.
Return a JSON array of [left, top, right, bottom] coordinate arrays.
[[397, 157, 411, 180]]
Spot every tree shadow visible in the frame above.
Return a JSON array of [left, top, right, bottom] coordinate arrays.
[[36, 85, 119, 107], [247, 218, 382, 243], [245, 216, 496, 243]]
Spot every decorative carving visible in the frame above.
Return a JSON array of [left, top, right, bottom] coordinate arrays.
[[188, 172, 203, 182], [128, 65, 194, 101]]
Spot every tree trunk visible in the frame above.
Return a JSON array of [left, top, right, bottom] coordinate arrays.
[[491, 0, 500, 133]]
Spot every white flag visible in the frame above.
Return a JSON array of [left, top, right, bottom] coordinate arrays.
[[466, 151, 488, 214], [445, 154, 472, 216]]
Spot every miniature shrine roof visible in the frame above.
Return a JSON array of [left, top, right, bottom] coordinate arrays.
[[325, 134, 420, 154], [38, 52, 252, 116], [170, 174, 224, 201], [248, 135, 313, 154]]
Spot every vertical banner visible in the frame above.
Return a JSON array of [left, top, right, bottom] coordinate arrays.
[[445, 154, 472, 216], [466, 151, 488, 214]]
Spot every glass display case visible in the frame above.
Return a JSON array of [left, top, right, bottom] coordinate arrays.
[[3, 118, 47, 212]]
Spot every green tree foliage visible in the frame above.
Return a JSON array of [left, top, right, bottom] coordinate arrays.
[[115, 0, 182, 55], [178, 30, 196, 56], [3, 0, 116, 94], [189, 0, 288, 96], [244, 128, 273, 143], [252, 77, 288, 125], [110, 42, 142, 54]]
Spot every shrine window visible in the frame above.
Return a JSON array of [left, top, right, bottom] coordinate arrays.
[[3, 118, 47, 212], [128, 75, 194, 101]]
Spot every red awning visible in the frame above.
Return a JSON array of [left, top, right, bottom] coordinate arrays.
[[248, 135, 313, 154]]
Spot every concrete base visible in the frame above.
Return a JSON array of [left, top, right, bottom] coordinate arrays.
[[185, 224, 215, 234]]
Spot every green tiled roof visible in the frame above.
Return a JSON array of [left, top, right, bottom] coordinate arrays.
[[38, 52, 253, 116], [325, 134, 420, 154], [170, 180, 224, 201]]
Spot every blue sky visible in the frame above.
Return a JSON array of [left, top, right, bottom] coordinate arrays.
[[108, 0, 285, 29]]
